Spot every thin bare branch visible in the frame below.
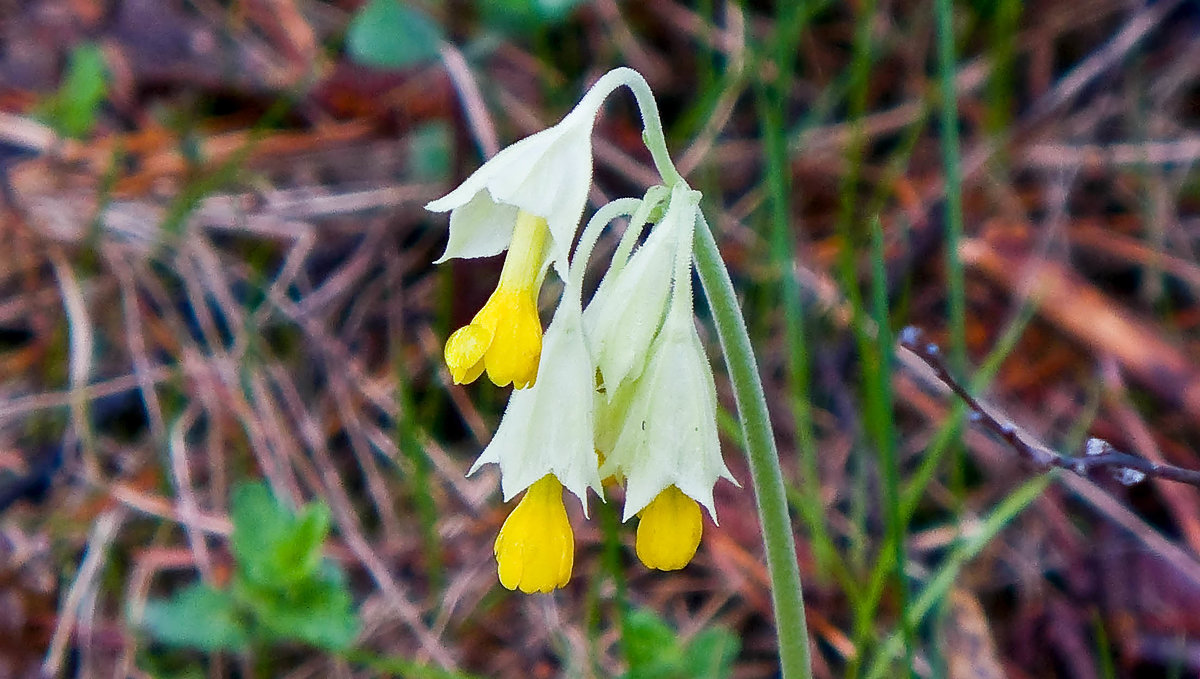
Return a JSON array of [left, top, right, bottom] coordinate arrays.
[[899, 326, 1200, 488]]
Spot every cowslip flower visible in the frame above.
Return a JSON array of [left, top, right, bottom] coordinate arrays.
[[433, 66, 743, 590], [428, 70, 641, 389], [469, 291, 598, 592], [596, 187, 737, 571], [465, 202, 631, 592], [467, 284, 601, 508]]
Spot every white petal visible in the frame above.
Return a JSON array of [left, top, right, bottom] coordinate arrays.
[[427, 107, 597, 269], [486, 119, 594, 272], [434, 191, 519, 262], [469, 295, 602, 513], [609, 304, 735, 522], [584, 186, 697, 393], [424, 125, 560, 214]]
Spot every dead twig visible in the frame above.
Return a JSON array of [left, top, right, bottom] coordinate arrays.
[[898, 326, 1200, 489]]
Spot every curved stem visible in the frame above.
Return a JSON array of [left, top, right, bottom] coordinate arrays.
[[568, 197, 645, 297], [620, 73, 685, 187], [609, 185, 670, 275], [692, 212, 813, 679], [589, 66, 811, 677], [580, 67, 685, 187]]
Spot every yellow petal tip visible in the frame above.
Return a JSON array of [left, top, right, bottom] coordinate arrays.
[[445, 324, 490, 384], [635, 486, 702, 571], [494, 475, 574, 593]]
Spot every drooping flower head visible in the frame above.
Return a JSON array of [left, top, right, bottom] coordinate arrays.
[[429, 69, 645, 389], [595, 186, 738, 570], [432, 66, 744, 590], [467, 199, 642, 592]]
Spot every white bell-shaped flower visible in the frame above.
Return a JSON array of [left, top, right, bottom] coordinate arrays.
[[427, 68, 640, 272], [467, 280, 601, 512], [584, 184, 694, 396], [600, 216, 737, 522]]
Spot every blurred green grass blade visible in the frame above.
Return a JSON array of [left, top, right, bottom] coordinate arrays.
[[868, 216, 915, 675], [934, 0, 969, 501], [864, 475, 1050, 678], [856, 302, 1036, 659], [597, 497, 634, 667], [829, 1, 880, 669], [829, 0, 877, 591], [1094, 610, 1118, 679], [160, 96, 295, 241], [754, 0, 842, 583], [934, 0, 966, 371], [984, 0, 1022, 146], [38, 42, 109, 139]]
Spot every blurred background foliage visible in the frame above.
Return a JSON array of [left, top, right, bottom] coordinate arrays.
[[2, 0, 1200, 677]]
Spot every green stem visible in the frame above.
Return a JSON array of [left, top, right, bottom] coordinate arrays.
[[622, 67, 811, 678], [934, 0, 970, 517], [622, 74, 685, 187], [608, 186, 670, 276], [934, 0, 966, 373], [586, 68, 684, 187], [694, 212, 812, 679]]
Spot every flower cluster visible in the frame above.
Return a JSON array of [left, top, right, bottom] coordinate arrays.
[[427, 68, 736, 593]]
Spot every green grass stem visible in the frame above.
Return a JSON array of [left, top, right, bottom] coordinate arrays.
[[755, 0, 838, 580], [868, 217, 915, 674], [933, 0, 969, 502], [863, 475, 1050, 678]]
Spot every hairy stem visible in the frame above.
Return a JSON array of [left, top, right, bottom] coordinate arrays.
[[624, 69, 812, 678], [693, 212, 812, 679]]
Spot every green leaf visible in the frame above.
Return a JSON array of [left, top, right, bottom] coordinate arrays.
[[234, 565, 360, 651], [142, 584, 249, 651], [621, 610, 737, 679], [408, 121, 452, 182], [533, 0, 590, 20], [622, 610, 684, 678], [681, 628, 739, 679], [231, 482, 330, 587], [347, 0, 442, 70], [38, 43, 109, 138], [278, 502, 332, 580]]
